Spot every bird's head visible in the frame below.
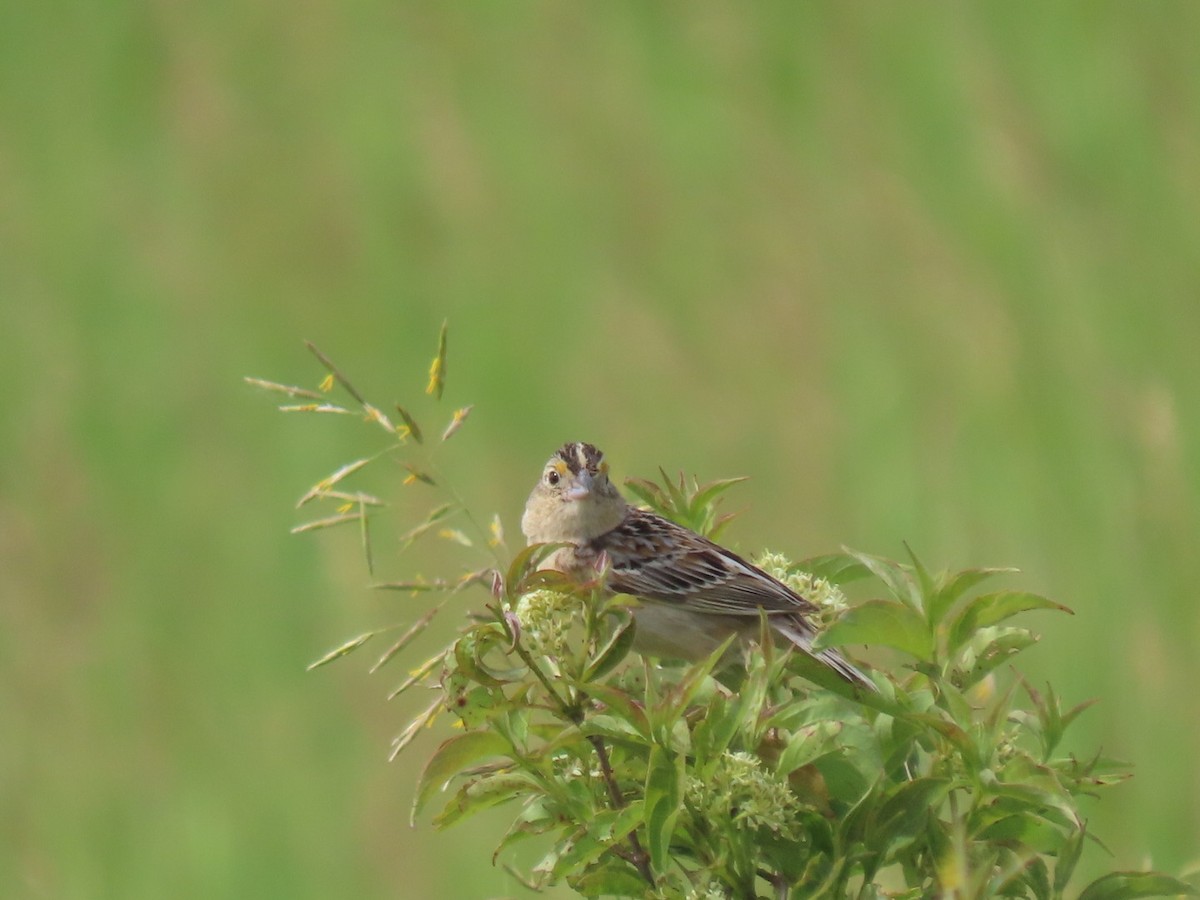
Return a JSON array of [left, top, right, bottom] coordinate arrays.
[[521, 441, 626, 544]]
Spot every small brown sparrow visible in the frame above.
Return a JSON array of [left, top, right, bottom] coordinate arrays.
[[521, 442, 872, 690]]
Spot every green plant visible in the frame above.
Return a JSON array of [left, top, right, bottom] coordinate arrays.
[[249, 328, 1197, 900]]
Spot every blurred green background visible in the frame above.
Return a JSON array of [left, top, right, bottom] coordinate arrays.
[[3, 3, 1198, 897]]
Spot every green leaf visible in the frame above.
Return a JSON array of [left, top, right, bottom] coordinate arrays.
[[949, 591, 1072, 652], [306, 631, 375, 670], [1077, 871, 1200, 900], [411, 730, 512, 823], [454, 624, 527, 685], [568, 861, 653, 897], [689, 692, 739, 765], [869, 777, 952, 849], [957, 626, 1039, 687], [583, 613, 637, 682], [492, 796, 559, 864], [432, 771, 540, 830], [795, 552, 872, 586], [643, 745, 684, 875], [444, 677, 509, 728], [902, 543, 936, 607], [984, 780, 1081, 832], [622, 477, 667, 511], [1054, 821, 1088, 892], [658, 467, 689, 514], [975, 813, 1068, 854], [505, 541, 569, 595], [846, 548, 922, 612], [550, 802, 646, 879], [652, 636, 736, 736], [578, 714, 647, 745], [688, 475, 749, 511], [577, 683, 650, 739], [927, 566, 1018, 627], [775, 720, 844, 775], [514, 568, 576, 596], [816, 598, 933, 662]]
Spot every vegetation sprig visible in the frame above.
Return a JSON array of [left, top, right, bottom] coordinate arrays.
[[249, 326, 1197, 900]]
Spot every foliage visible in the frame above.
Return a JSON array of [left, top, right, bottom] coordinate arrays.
[[250, 328, 1197, 900]]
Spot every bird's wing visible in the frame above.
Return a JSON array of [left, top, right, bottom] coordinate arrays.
[[590, 508, 820, 618]]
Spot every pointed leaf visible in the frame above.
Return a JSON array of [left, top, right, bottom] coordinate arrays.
[[433, 772, 541, 830], [549, 802, 647, 879], [1076, 871, 1199, 900], [643, 744, 684, 874], [958, 626, 1039, 687], [1054, 821, 1088, 892], [902, 543, 936, 606], [412, 730, 512, 823], [950, 591, 1072, 651], [658, 467, 689, 513], [927, 566, 1019, 626], [869, 777, 953, 847], [623, 477, 667, 510], [688, 476, 750, 513], [847, 548, 922, 611], [505, 542, 569, 596], [583, 612, 637, 682], [815, 598, 933, 662], [796, 552, 872, 585]]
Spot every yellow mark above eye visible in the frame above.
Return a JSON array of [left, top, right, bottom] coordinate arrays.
[[552, 460, 569, 476], [598, 462, 609, 475]]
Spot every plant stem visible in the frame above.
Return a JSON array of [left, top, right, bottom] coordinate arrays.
[[587, 733, 655, 888]]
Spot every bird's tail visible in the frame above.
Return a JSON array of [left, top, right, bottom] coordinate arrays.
[[773, 619, 877, 694]]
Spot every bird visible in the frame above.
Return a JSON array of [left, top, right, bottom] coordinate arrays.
[[520, 441, 873, 691]]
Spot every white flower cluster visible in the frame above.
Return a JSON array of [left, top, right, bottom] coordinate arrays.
[[513, 588, 582, 658], [686, 750, 801, 839], [754, 550, 848, 619]]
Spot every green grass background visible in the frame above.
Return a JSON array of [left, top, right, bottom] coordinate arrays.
[[3, 4, 1198, 897]]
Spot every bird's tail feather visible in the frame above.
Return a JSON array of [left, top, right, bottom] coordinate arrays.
[[773, 620, 876, 693]]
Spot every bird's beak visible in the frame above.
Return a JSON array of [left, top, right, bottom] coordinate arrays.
[[565, 472, 594, 501]]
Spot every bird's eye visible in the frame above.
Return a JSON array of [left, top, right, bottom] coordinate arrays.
[[546, 470, 560, 486]]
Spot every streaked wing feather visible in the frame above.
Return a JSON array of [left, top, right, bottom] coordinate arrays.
[[593, 508, 819, 617]]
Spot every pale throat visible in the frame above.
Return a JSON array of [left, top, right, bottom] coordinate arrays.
[[523, 494, 627, 544]]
